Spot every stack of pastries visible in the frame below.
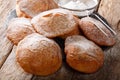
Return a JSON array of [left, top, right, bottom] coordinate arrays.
[[6, 0, 116, 76]]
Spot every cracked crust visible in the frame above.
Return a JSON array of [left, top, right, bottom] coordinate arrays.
[[16, 33, 62, 76], [31, 9, 79, 38], [65, 35, 104, 73]]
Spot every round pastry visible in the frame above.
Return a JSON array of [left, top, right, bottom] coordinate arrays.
[[31, 9, 79, 38], [16, 0, 58, 18], [6, 18, 35, 45], [16, 33, 62, 76], [65, 35, 104, 73], [78, 17, 116, 46]]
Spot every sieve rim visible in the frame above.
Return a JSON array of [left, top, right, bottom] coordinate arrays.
[[57, 0, 99, 11]]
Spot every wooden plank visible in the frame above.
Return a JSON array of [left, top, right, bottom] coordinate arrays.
[[71, 0, 120, 80], [0, 46, 33, 80], [0, 36, 13, 68], [98, 0, 120, 30], [0, 10, 17, 67], [0, 0, 16, 68], [0, 0, 15, 28]]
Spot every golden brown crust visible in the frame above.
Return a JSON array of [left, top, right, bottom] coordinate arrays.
[[31, 9, 79, 38], [65, 35, 104, 73], [79, 17, 116, 46], [6, 18, 35, 45], [16, 0, 58, 18], [59, 16, 81, 39], [59, 24, 80, 39], [16, 33, 62, 76]]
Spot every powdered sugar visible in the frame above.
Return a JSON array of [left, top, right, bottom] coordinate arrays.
[[61, 0, 98, 10]]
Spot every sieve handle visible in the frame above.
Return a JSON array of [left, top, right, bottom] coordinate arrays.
[[90, 12, 116, 35]]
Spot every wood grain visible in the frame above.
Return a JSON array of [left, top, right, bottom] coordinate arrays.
[[0, 9, 18, 68], [98, 0, 120, 34], [0, 0, 15, 28], [0, 46, 33, 80], [0, 0, 15, 68]]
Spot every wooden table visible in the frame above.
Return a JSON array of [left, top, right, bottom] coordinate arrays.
[[0, 0, 120, 80]]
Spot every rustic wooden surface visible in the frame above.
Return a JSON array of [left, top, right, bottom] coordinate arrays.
[[0, 0, 15, 68], [0, 0, 120, 80]]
